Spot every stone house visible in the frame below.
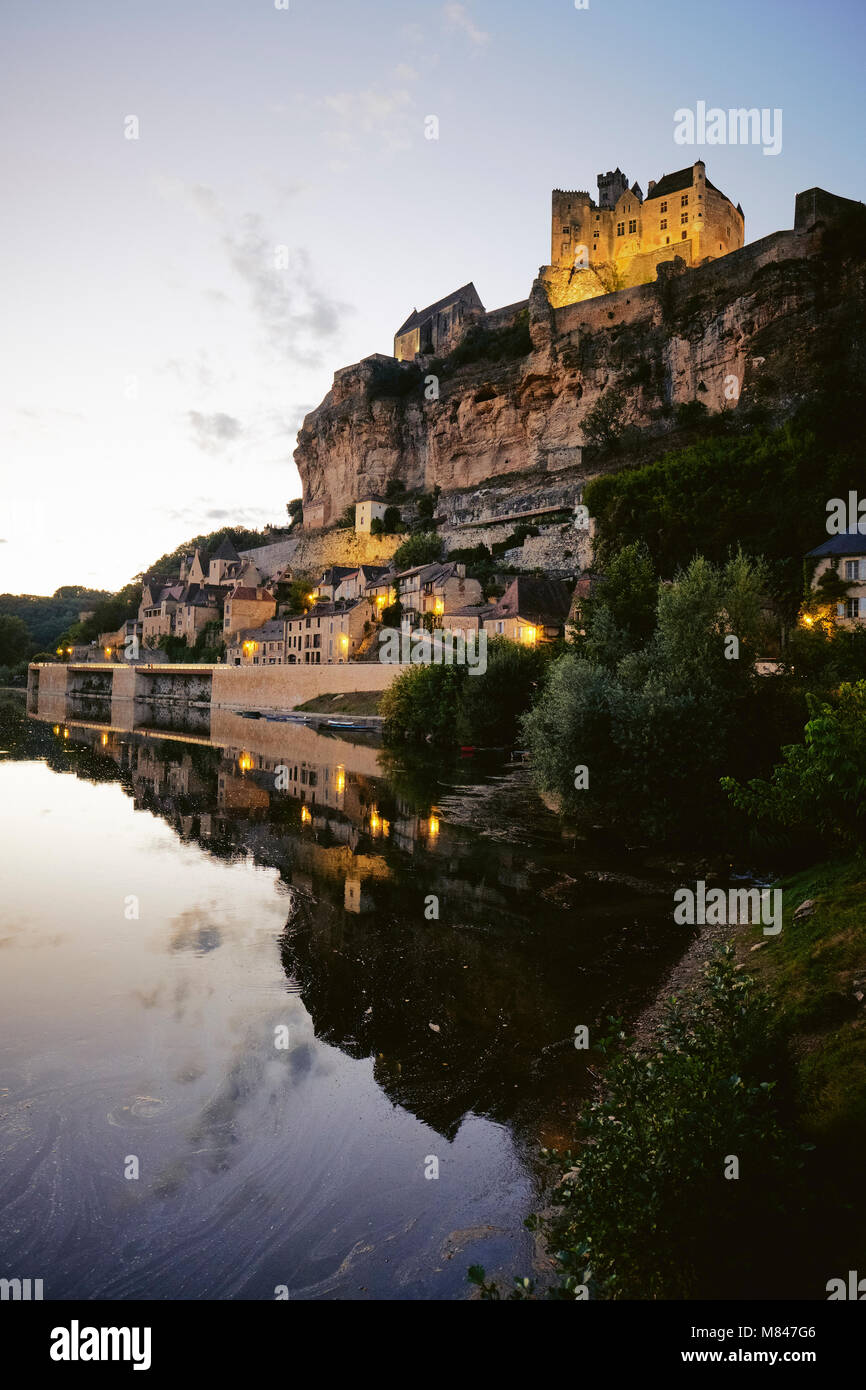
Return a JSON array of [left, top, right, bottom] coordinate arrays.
[[314, 566, 358, 601], [226, 618, 288, 666], [173, 584, 224, 645], [222, 585, 277, 637], [334, 565, 391, 603], [396, 562, 483, 626], [140, 581, 185, 645], [394, 282, 485, 362], [806, 533, 866, 627], [284, 599, 367, 664], [483, 576, 575, 644]]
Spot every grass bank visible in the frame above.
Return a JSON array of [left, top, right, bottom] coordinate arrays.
[[294, 690, 383, 716]]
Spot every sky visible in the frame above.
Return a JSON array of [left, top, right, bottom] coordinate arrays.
[[2, 0, 864, 596]]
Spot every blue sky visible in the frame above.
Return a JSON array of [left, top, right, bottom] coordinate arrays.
[[2, 0, 864, 594]]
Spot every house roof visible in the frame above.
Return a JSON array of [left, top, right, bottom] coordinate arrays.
[[395, 282, 483, 338], [446, 603, 496, 618], [211, 536, 241, 562], [487, 577, 574, 624], [645, 166, 722, 202], [317, 566, 358, 584], [228, 586, 271, 601], [807, 532, 866, 557]]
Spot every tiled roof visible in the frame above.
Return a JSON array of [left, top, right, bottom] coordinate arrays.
[[228, 586, 271, 601], [211, 536, 241, 562], [488, 577, 575, 623]]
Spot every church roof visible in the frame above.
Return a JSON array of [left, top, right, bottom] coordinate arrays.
[[396, 283, 483, 337]]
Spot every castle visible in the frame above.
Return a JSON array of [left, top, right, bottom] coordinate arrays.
[[393, 160, 744, 354], [544, 160, 744, 306]]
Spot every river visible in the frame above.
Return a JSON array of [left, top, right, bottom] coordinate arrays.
[[0, 689, 689, 1300]]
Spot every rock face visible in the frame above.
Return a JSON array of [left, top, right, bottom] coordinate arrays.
[[294, 188, 866, 532]]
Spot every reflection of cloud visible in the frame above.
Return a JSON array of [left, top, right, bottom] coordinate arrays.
[[169, 907, 222, 955], [444, 2, 489, 45]]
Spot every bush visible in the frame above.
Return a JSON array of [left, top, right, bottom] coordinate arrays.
[[581, 388, 627, 450], [383, 505, 402, 534], [505, 949, 801, 1300]]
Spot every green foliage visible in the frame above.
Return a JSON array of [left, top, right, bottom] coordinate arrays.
[[583, 413, 857, 619], [391, 532, 443, 570], [275, 575, 314, 615], [576, 542, 657, 664], [383, 505, 402, 534], [0, 590, 109, 651], [380, 663, 465, 744], [286, 498, 303, 529], [0, 614, 32, 665], [382, 637, 548, 748], [381, 600, 403, 629], [430, 309, 531, 377], [369, 518, 384, 536], [523, 553, 774, 841], [456, 639, 549, 746], [148, 526, 269, 579], [675, 399, 709, 427], [536, 949, 801, 1300], [581, 387, 627, 450], [722, 680, 866, 851], [385, 478, 407, 499], [415, 486, 441, 523], [336, 505, 356, 529]]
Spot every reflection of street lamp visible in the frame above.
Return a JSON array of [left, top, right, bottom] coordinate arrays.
[[238, 752, 253, 772], [339, 633, 349, 654], [335, 765, 345, 794], [301, 805, 312, 825], [428, 812, 440, 838]]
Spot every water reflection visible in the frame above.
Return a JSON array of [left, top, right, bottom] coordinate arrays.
[[0, 693, 689, 1299]]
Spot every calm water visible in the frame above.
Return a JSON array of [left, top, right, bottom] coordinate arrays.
[[0, 691, 688, 1299]]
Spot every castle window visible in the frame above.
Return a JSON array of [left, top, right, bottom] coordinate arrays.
[[682, 231, 688, 239], [660, 219, 667, 230], [561, 243, 569, 257], [660, 201, 667, 213], [617, 222, 625, 236], [593, 230, 599, 238], [665, 236, 670, 244], [628, 219, 636, 234], [681, 195, 688, 206], [726, 226, 730, 238], [595, 214, 600, 221], [681, 213, 688, 224]]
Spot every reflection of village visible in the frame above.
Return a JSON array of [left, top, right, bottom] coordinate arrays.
[[29, 694, 681, 1144]]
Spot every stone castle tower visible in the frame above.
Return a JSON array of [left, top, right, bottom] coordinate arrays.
[[545, 160, 744, 307]]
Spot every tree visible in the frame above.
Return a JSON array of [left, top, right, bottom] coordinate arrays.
[[456, 638, 547, 746], [581, 387, 627, 450], [577, 542, 657, 665], [383, 505, 402, 534], [392, 532, 443, 569], [0, 614, 32, 665]]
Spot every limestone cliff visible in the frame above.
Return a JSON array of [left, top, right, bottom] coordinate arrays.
[[294, 188, 866, 542]]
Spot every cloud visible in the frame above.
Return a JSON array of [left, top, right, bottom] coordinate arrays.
[[188, 411, 243, 453], [222, 215, 351, 364], [444, 2, 489, 45], [323, 83, 415, 155]]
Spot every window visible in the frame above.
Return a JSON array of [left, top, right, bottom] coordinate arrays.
[[660, 218, 667, 230], [681, 213, 688, 224], [617, 222, 625, 236], [628, 219, 636, 234], [682, 231, 688, 239], [561, 243, 569, 257], [681, 194, 688, 206], [841, 598, 861, 619], [845, 560, 864, 581], [660, 201, 667, 213], [665, 236, 670, 244], [593, 230, 599, 239]]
